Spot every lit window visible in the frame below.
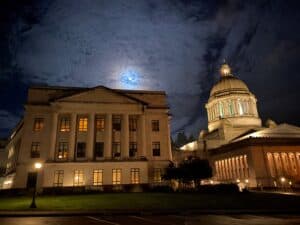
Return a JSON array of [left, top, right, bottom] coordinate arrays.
[[153, 168, 162, 183], [30, 142, 40, 158], [33, 118, 44, 131], [131, 168, 140, 184], [229, 101, 234, 116], [129, 117, 137, 131], [76, 142, 86, 158], [152, 142, 160, 156], [73, 170, 84, 186], [60, 117, 70, 132], [238, 100, 243, 115], [112, 116, 121, 131], [112, 142, 120, 158], [94, 142, 104, 158], [57, 142, 68, 160], [218, 102, 224, 118], [112, 169, 121, 185], [96, 116, 105, 132], [129, 142, 137, 157], [152, 120, 159, 132], [93, 169, 103, 186], [78, 117, 88, 132], [53, 170, 64, 187]]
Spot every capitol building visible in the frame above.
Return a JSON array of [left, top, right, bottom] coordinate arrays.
[[2, 86, 172, 190], [180, 63, 300, 188]]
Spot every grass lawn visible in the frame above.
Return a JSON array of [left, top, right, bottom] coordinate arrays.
[[0, 192, 300, 211]]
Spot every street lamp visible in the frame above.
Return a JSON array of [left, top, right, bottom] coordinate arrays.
[[30, 162, 43, 208]]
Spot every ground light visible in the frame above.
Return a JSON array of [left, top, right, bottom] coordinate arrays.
[[30, 162, 43, 208]]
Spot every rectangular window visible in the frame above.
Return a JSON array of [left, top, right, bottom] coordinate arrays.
[[95, 116, 105, 132], [112, 116, 121, 131], [73, 170, 84, 186], [33, 118, 44, 131], [131, 168, 140, 184], [129, 142, 137, 157], [112, 169, 121, 185], [93, 169, 103, 186], [31, 142, 40, 158], [60, 117, 70, 132], [57, 142, 68, 160], [153, 168, 162, 183], [152, 120, 159, 132], [112, 142, 121, 158], [152, 142, 160, 156], [94, 142, 104, 158], [53, 170, 64, 187], [76, 142, 86, 158], [78, 117, 88, 132], [129, 117, 137, 131]]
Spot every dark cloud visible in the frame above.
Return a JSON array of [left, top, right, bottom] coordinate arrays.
[[0, 0, 300, 138]]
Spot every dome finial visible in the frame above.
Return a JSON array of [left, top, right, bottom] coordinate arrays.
[[220, 60, 232, 77]]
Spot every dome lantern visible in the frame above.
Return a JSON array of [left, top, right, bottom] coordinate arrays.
[[220, 63, 232, 77]]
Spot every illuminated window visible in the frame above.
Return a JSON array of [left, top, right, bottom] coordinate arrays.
[[53, 170, 64, 187], [112, 116, 121, 131], [129, 142, 137, 157], [78, 117, 88, 132], [131, 168, 140, 184], [229, 101, 234, 116], [112, 142, 120, 158], [96, 116, 105, 132], [33, 118, 44, 131], [31, 142, 40, 158], [237, 100, 243, 115], [73, 170, 84, 186], [112, 169, 121, 185], [93, 169, 103, 186], [76, 142, 86, 158], [57, 142, 68, 160], [152, 120, 159, 132], [218, 102, 224, 118], [153, 168, 162, 183], [281, 153, 290, 176], [152, 142, 160, 156], [60, 117, 70, 132], [129, 117, 137, 131], [94, 142, 104, 158]]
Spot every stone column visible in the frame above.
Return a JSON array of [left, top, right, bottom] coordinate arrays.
[[48, 112, 58, 161], [68, 113, 77, 161], [87, 113, 95, 160], [104, 114, 112, 159], [166, 116, 172, 161], [138, 114, 147, 158], [121, 114, 129, 158]]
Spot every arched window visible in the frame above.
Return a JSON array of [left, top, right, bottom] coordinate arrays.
[[228, 101, 234, 116], [219, 102, 224, 118], [237, 99, 243, 115]]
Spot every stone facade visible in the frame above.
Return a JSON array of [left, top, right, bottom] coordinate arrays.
[[2, 86, 172, 190]]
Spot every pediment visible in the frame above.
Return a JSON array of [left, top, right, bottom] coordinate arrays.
[[54, 86, 143, 105]]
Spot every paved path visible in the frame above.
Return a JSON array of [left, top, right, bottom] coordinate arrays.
[[1, 215, 300, 225]]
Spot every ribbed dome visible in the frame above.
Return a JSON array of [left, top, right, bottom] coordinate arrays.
[[210, 76, 249, 97]]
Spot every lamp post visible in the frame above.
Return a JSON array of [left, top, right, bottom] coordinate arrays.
[[30, 162, 42, 209]]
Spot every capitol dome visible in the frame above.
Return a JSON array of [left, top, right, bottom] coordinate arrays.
[[205, 63, 262, 132]]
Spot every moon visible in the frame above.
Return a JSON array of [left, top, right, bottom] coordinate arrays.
[[120, 69, 141, 89]]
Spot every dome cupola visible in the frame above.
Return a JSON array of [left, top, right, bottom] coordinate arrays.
[[205, 63, 261, 132]]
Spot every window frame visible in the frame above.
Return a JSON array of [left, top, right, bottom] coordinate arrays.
[[152, 142, 160, 156], [53, 170, 64, 187], [93, 169, 103, 186], [151, 120, 160, 132], [94, 142, 104, 158], [112, 168, 122, 185], [95, 116, 105, 132], [130, 168, 140, 184], [57, 142, 68, 160], [60, 117, 70, 132], [78, 117, 88, 132], [76, 142, 86, 158], [30, 142, 40, 158], [73, 169, 84, 186], [33, 118, 44, 131]]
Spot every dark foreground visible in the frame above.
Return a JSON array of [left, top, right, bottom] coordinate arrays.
[[1, 215, 300, 225]]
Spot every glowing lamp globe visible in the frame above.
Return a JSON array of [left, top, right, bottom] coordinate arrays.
[[34, 162, 42, 169]]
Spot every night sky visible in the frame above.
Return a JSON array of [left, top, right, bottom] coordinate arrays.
[[1, 0, 300, 138]]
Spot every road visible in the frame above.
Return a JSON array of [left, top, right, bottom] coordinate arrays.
[[1, 215, 300, 225]]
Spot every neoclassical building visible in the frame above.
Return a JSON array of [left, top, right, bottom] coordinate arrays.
[[179, 63, 300, 188], [3, 85, 172, 191]]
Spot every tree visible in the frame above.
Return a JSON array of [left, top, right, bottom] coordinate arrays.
[[175, 131, 188, 147], [163, 157, 213, 190]]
